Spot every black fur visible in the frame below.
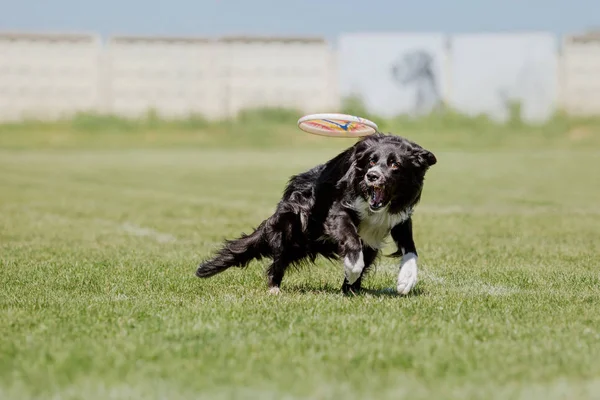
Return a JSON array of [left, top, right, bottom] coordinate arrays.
[[196, 132, 436, 293]]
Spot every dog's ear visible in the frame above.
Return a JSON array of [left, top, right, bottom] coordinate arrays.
[[352, 136, 376, 161], [413, 148, 437, 168], [336, 160, 357, 190], [335, 140, 369, 189]]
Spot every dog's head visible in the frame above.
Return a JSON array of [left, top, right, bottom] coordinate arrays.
[[340, 133, 437, 213]]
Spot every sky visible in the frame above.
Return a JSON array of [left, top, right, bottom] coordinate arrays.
[[0, 0, 598, 44]]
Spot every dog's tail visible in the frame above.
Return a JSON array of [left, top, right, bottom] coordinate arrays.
[[196, 221, 269, 278]]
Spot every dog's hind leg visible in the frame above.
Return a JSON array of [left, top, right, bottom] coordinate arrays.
[[264, 229, 285, 294], [341, 246, 379, 295], [265, 236, 305, 295], [263, 211, 307, 294], [267, 252, 306, 295], [266, 257, 290, 295]]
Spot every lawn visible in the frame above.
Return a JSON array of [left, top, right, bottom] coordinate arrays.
[[1, 117, 600, 399]]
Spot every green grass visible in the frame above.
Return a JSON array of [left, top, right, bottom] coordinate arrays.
[[1, 113, 600, 399], [1, 107, 600, 151]]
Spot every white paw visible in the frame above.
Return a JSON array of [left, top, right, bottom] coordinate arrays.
[[268, 287, 281, 295], [397, 252, 418, 295], [344, 250, 365, 285]]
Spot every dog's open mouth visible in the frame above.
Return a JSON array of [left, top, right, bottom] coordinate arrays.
[[368, 185, 387, 211]]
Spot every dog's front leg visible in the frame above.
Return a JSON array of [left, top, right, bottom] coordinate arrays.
[[391, 218, 419, 295], [326, 211, 364, 285], [343, 246, 365, 286]]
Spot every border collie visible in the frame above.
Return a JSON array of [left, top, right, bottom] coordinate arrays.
[[196, 132, 436, 295]]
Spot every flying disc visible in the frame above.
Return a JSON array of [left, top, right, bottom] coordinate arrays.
[[297, 113, 378, 137]]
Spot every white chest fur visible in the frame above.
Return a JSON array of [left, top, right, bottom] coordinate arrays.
[[352, 198, 413, 249]]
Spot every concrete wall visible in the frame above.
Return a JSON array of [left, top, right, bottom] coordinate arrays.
[[338, 33, 449, 117], [337, 32, 559, 122], [560, 32, 600, 115], [448, 32, 558, 123], [0, 32, 338, 121], [222, 37, 338, 117], [103, 35, 338, 119], [103, 36, 220, 118], [1, 30, 600, 122], [0, 32, 101, 121]]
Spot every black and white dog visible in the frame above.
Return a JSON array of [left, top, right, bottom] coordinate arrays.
[[196, 132, 436, 295]]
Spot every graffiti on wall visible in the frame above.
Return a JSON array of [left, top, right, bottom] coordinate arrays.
[[390, 49, 442, 115], [337, 33, 448, 117]]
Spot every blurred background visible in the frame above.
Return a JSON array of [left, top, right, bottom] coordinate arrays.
[[2, 2, 600, 399], [0, 0, 599, 146]]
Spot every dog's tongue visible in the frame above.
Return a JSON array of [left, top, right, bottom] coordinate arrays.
[[372, 187, 384, 205]]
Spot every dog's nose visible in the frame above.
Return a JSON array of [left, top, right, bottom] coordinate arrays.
[[366, 171, 381, 183]]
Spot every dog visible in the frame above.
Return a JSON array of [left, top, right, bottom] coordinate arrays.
[[195, 132, 436, 295]]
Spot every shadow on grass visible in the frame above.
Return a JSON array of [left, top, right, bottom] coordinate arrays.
[[284, 284, 426, 298], [359, 286, 426, 298]]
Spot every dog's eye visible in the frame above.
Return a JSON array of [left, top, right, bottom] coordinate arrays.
[[389, 161, 399, 170], [369, 158, 376, 167]]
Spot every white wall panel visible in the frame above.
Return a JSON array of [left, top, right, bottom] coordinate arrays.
[[449, 32, 558, 122], [338, 33, 449, 117]]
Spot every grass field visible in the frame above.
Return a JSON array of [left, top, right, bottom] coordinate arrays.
[[2, 113, 600, 399]]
